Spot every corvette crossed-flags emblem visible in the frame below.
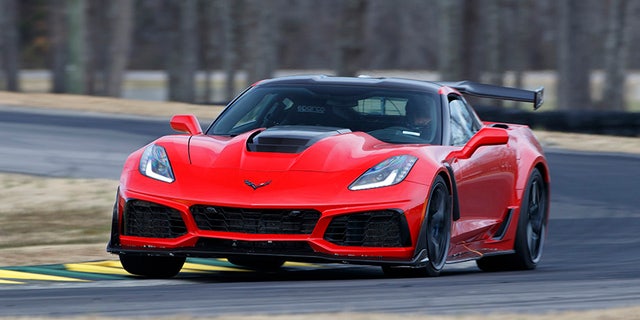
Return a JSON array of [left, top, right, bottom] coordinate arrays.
[[244, 179, 272, 190]]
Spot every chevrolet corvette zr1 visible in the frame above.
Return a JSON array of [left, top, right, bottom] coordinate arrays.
[[107, 75, 550, 278]]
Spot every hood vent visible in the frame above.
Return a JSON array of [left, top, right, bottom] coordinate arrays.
[[247, 126, 351, 153]]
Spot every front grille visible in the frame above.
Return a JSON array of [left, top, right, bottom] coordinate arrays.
[[123, 200, 187, 238], [195, 238, 314, 254], [324, 210, 411, 247], [191, 206, 320, 234]]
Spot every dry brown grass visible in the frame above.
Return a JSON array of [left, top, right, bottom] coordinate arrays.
[[0, 91, 223, 122], [0, 173, 116, 265], [0, 173, 116, 248], [534, 130, 640, 155]]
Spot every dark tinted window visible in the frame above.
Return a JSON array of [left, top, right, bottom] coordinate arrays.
[[208, 84, 441, 144]]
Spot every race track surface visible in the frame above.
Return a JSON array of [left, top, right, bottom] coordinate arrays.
[[1, 106, 639, 317]]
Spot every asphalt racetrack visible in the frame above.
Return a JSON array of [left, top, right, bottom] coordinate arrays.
[[1, 106, 639, 317]]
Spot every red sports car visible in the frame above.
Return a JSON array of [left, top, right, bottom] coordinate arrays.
[[108, 75, 549, 278]]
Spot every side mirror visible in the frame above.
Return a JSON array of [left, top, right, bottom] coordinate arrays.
[[170, 114, 203, 135], [447, 127, 509, 161]]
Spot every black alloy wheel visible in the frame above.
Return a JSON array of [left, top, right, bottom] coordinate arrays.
[[424, 176, 452, 276], [522, 168, 547, 266], [382, 175, 452, 277]]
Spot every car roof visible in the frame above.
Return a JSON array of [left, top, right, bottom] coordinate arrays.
[[255, 75, 444, 93]]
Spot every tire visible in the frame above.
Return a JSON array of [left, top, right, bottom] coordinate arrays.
[[119, 254, 185, 278], [476, 168, 548, 272], [382, 175, 452, 277], [227, 256, 286, 271]]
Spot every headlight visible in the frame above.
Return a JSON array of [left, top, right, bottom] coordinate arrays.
[[349, 155, 417, 190], [139, 144, 175, 183]]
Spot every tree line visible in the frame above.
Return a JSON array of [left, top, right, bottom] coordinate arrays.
[[1, 0, 638, 110]]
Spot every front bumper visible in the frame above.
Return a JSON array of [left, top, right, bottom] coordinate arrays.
[[108, 186, 428, 266]]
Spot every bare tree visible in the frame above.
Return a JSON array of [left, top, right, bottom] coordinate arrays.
[[503, 0, 529, 90], [167, 0, 198, 103], [557, 0, 593, 110], [82, 1, 134, 97], [278, 1, 339, 70], [600, 0, 639, 111], [1, 0, 20, 91], [0, 0, 6, 89], [484, 0, 503, 87], [84, 1, 103, 95], [49, 0, 68, 93], [461, 1, 484, 82], [219, 0, 242, 101], [15, 0, 640, 110], [397, 0, 437, 70], [438, 0, 465, 80], [335, 0, 367, 77], [102, 0, 134, 97], [365, 0, 399, 69], [245, 0, 278, 85], [66, 0, 87, 94], [203, 0, 217, 102]]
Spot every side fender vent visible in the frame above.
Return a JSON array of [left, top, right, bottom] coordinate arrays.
[[492, 208, 514, 240]]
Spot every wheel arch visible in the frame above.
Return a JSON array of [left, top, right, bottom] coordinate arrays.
[[534, 161, 551, 186], [516, 156, 550, 193], [513, 158, 550, 221], [440, 163, 460, 221], [532, 161, 551, 220]]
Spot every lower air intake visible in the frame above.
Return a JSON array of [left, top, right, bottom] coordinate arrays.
[[123, 200, 187, 238], [324, 210, 411, 247]]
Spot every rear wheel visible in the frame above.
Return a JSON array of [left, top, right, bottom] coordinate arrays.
[[476, 168, 548, 271], [119, 254, 185, 278], [227, 256, 286, 271], [382, 176, 451, 277]]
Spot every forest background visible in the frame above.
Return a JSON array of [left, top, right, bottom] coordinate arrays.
[[0, 0, 639, 114]]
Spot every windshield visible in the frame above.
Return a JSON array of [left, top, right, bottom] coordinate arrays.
[[207, 84, 442, 144]]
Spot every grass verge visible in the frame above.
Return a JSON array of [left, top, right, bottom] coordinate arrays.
[[0, 173, 116, 265]]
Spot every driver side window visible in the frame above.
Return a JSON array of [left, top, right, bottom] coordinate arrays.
[[449, 98, 480, 146]]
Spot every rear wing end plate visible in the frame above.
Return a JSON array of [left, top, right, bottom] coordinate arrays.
[[438, 81, 544, 110]]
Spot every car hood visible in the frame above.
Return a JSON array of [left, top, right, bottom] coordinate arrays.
[[186, 126, 421, 173], [124, 127, 443, 207]]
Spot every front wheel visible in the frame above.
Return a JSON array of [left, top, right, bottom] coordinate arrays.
[[476, 168, 548, 271], [423, 176, 452, 276], [119, 254, 185, 278], [382, 176, 451, 277]]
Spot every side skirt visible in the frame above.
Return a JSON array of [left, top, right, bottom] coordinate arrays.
[[446, 250, 516, 264]]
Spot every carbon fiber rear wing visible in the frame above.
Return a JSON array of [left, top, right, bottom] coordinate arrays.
[[438, 81, 544, 110]]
